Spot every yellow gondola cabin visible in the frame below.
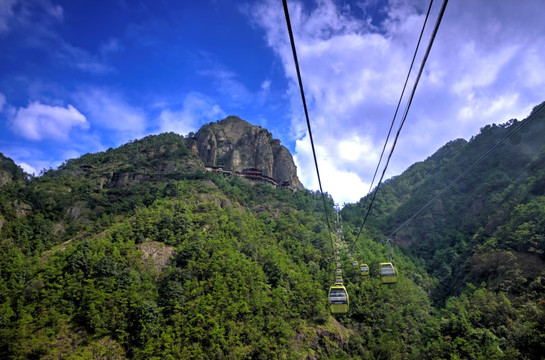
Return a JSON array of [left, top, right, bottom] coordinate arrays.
[[380, 262, 397, 284], [329, 283, 349, 314]]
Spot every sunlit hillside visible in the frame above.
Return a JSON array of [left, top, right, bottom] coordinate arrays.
[[1, 104, 545, 358]]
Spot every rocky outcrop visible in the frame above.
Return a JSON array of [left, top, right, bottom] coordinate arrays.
[[14, 200, 32, 218], [138, 241, 175, 273], [0, 170, 11, 188], [191, 116, 303, 189]]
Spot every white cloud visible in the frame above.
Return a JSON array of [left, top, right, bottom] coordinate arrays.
[[0, 92, 5, 111], [18, 162, 37, 176], [0, 141, 76, 176], [198, 65, 251, 105], [75, 88, 147, 142], [261, 79, 271, 92], [57, 42, 112, 74], [458, 93, 520, 122], [20, 158, 63, 175], [0, 0, 63, 34], [45, 2, 63, 22], [337, 135, 376, 163], [1, 0, 110, 74], [518, 48, 545, 88], [451, 44, 518, 96], [251, 0, 545, 204], [294, 134, 369, 205], [100, 37, 123, 57], [156, 93, 226, 135], [62, 149, 81, 162], [10, 101, 88, 141], [0, 0, 18, 34]]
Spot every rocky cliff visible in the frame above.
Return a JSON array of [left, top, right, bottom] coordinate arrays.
[[189, 116, 304, 190]]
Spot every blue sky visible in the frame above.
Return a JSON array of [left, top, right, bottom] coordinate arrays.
[[1, 0, 544, 205]]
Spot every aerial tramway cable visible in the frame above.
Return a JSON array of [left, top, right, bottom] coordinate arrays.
[[282, 0, 334, 251], [367, 0, 435, 197], [355, 0, 449, 244], [283, 0, 348, 314]]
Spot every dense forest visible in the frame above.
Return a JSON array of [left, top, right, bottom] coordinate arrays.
[[1, 103, 544, 359]]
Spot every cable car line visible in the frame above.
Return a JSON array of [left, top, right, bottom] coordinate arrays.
[[283, 0, 353, 314], [367, 0, 435, 197], [284, 0, 448, 299], [282, 0, 335, 253], [283, 0, 349, 313], [385, 101, 545, 241], [355, 0, 449, 244]]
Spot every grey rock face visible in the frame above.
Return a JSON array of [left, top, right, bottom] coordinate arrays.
[[192, 116, 303, 189]]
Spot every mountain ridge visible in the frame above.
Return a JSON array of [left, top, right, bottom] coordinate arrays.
[[1, 105, 545, 358], [342, 102, 545, 305]]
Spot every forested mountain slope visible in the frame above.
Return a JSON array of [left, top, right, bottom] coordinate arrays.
[[1, 108, 544, 359], [0, 121, 432, 359], [342, 102, 545, 358]]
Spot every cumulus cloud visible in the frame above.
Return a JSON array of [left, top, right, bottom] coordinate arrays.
[[75, 88, 147, 142], [10, 102, 88, 141], [295, 134, 369, 206], [157, 93, 226, 135], [250, 0, 545, 204]]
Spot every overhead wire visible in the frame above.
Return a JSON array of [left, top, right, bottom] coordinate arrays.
[[282, 0, 336, 264], [367, 0, 435, 196], [355, 0, 449, 243], [385, 101, 545, 240]]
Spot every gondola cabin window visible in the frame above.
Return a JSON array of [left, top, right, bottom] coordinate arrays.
[[329, 285, 349, 314], [329, 288, 347, 303], [381, 264, 395, 276]]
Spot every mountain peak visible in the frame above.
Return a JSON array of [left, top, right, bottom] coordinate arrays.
[[190, 116, 303, 189]]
